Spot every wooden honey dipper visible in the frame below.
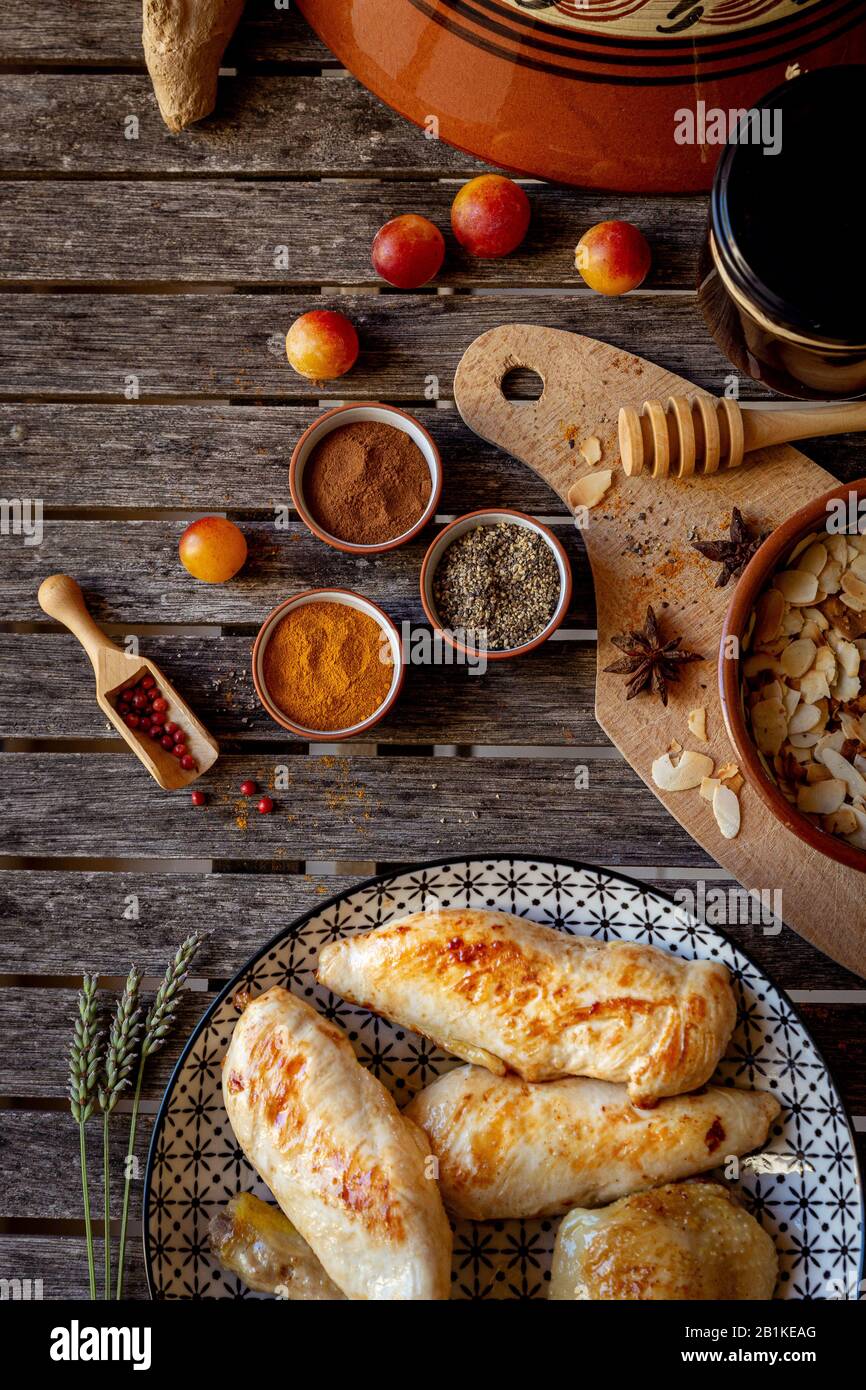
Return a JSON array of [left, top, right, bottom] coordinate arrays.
[[619, 395, 866, 480]]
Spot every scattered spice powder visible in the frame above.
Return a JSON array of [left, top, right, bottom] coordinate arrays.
[[263, 600, 393, 731], [433, 522, 561, 650], [304, 420, 432, 545]]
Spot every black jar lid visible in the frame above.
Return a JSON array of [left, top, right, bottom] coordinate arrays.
[[711, 65, 866, 348]]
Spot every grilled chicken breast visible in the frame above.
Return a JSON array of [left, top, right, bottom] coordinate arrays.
[[222, 987, 452, 1300], [549, 1181, 778, 1300], [318, 909, 737, 1104], [405, 1066, 779, 1219]]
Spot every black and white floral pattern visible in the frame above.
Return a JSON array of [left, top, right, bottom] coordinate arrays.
[[144, 858, 864, 1301]]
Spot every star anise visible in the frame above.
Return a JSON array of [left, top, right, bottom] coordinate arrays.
[[691, 507, 768, 587], [604, 605, 702, 706]]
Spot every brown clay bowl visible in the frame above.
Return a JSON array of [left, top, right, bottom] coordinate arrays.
[[719, 477, 866, 874]]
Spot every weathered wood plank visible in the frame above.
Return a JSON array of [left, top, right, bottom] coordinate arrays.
[[0, 634, 603, 746], [0, 1234, 148, 1301], [0, 182, 706, 290], [0, 403, 576, 514], [0, 987, 217, 1100], [1, 986, 862, 1106], [0, 0, 331, 67], [0, 518, 596, 626], [0, 291, 775, 402], [0, 75, 487, 177], [1, 404, 860, 515], [0, 1110, 149, 1221], [0, 753, 712, 865], [2, 870, 863, 991]]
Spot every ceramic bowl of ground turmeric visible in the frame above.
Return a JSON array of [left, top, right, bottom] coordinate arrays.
[[252, 589, 404, 739], [290, 403, 442, 555]]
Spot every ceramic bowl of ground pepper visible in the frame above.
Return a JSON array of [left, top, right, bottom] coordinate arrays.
[[290, 403, 442, 555], [252, 588, 404, 739], [420, 509, 572, 660]]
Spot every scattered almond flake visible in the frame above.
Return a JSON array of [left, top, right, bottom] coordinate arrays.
[[668, 737, 683, 755], [700, 776, 720, 802], [687, 707, 707, 742], [726, 772, 745, 794], [568, 469, 612, 512], [651, 749, 714, 792], [797, 778, 847, 815], [773, 569, 819, 605], [716, 761, 739, 782], [712, 782, 741, 839], [579, 435, 602, 466]]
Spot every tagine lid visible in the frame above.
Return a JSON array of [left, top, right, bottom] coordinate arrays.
[[296, 0, 865, 191]]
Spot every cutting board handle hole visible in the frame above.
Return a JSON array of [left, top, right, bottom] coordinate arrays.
[[499, 366, 544, 402]]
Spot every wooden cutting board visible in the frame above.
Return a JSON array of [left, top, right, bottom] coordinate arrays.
[[454, 324, 865, 979]]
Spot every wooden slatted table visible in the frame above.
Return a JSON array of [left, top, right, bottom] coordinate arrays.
[[1, 2, 863, 1301]]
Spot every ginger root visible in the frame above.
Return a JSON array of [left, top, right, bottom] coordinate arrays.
[[143, 0, 246, 133]]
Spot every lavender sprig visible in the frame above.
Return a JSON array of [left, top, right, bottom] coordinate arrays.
[[67, 975, 102, 1300], [99, 966, 142, 1299]]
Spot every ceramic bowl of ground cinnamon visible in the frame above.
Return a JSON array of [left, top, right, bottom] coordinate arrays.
[[290, 403, 441, 554], [252, 588, 404, 740]]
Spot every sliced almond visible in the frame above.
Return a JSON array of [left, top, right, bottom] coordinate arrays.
[[579, 435, 602, 466], [841, 570, 866, 605], [743, 652, 783, 680], [827, 534, 849, 565], [850, 552, 866, 581], [774, 569, 820, 605], [780, 637, 817, 679], [687, 707, 708, 742], [751, 698, 788, 755], [818, 746, 866, 800], [716, 761, 739, 782], [834, 671, 861, 702], [651, 749, 714, 792], [798, 541, 828, 576], [818, 560, 842, 595], [797, 778, 847, 814], [783, 686, 801, 719], [789, 531, 819, 562], [825, 807, 859, 836], [700, 776, 720, 802], [568, 469, 612, 512], [788, 731, 821, 748], [712, 782, 741, 839], [754, 588, 785, 644], [726, 772, 745, 794], [799, 669, 831, 704], [802, 605, 829, 630], [788, 702, 821, 734], [781, 609, 805, 636]]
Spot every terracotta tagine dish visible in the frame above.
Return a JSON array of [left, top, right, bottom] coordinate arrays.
[[296, 0, 866, 191]]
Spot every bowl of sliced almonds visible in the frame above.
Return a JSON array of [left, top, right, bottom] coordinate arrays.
[[721, 480, 866, 872]]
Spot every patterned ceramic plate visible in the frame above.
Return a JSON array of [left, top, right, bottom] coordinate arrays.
[[143, 857, 864, 1300]]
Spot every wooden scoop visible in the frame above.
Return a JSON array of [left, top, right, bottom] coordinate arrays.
[[37, 574, 219, 791], [619, 395, 866, 480]]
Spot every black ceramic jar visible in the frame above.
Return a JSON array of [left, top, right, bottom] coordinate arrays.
[[699, 66, 866, 401]]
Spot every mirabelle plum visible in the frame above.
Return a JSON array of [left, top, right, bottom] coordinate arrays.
[[574, 221, 651, 296], [451, 175, 530, 259], [179, 516, 247, 583], [285, 310, 359, 380], [371, 214, 445, 289]]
